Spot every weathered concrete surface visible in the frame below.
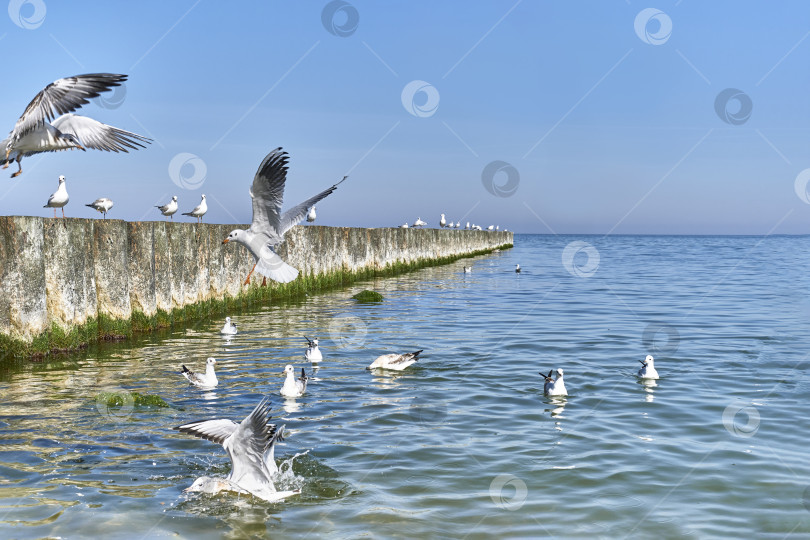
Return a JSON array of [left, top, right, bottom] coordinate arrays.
[[0, 217, 512, 353]]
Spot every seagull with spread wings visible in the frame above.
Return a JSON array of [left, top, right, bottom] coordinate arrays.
[[1, 73, 151, 178], [222, 147, 347, 284], [173, 398, 299, 501]]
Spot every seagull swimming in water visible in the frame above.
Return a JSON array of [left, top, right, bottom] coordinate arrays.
[[305, 337, 323, 363], [367, 350, 423, 371], [181, 358, 218, 388], [85, 197, 113, 219], [43, 175, 69, 217], [637, 355, 659, 379], [222, 149, 347, 285], [156, 195, 178, 220], [515, 264, 521, 273], [280, 365, 308, 398], [220, 317, 238, 335], [463, 266, 472, 273], [173, 398, 299, 502], [541, 368, 567, 396], [1, 73, 151, 178], [182, 194, 207, 223]]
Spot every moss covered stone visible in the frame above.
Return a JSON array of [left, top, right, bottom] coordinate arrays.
[[352, 290, 384, 302]]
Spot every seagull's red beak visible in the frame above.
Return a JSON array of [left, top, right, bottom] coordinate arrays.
[[222, 238, 229, 244]]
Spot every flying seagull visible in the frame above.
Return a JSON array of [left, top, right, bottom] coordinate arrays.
[[85, 197, 113, 219], [173, 398, 299, 501], [222, 148, 348, 285], [1, 73, 151, 178]]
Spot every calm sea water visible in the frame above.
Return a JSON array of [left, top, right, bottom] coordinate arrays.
[[2, 234, 810, 539]]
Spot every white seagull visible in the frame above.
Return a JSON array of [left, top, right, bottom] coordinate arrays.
[[280, 365, 308, 398], [487, 225, 495, 231], [181, 358, 218, 388], [305, 337, 323, 363], [222, 148, 347, 285], [156, 195, 178, 220], [43, 175, 69, 217], [541, 368, 568, 396], [448, 221, 455, 228], [439, 213, 446, 228], [637, 355, 659, 379], [367, 350, 423, 371], [306, 206, 317, 223], [463, 266, 472, 273], [1, 73, 151, 178], [174, 398, 299, 502], [455, 222, 461, 229], [85, 197, 113, 219], [515, 264, 521, 273], [413, 217, 426, 228], [182, 194, 207, 223], [220, 317, 238, 335], [399, 222, 409, 228]]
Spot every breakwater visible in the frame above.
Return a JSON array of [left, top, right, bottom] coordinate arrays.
[[0, 216, 512, 357]]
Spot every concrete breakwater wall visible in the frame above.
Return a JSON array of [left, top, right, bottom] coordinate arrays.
[[0, 216, 512, 357]]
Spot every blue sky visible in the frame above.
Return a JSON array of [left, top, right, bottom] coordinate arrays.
[[1, 1, 810, 233]]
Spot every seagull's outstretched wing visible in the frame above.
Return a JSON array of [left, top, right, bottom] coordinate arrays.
[[278, 175, 348, 235], [250, 148, 289, 236], [174, 418, 239, 445], [11, 74, 127, 142], [52, 114, 152, 153]]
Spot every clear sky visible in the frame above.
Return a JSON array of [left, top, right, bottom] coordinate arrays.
[[1, 1, 809, 234]]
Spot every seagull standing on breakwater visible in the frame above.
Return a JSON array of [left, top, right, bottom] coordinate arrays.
[[182, 194, 207, 223], [439, 213, 446, 228], [305, 337, 323, 363], [541, 368, 567, 396], [222, 148, 348, 285], [156, 195, 178, 220], [181, 358, 218, 388], [1, 74, 151, 178], [173, 398, 299, 501], [280, 365, 308, 398], [43, 175, 69, 217], [220, 317, 238, 335], [306, 206, 317, 222], [413, 217, 426, 228], [85, 197, 113, 218], [637, 355, 659, 379], [367, 350, 423, 371]]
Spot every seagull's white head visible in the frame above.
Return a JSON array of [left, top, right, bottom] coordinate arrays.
[[312, 339, 319, 346], [225, 317, 231, 323], [223, 229, 246, 245], [284, 364, 294, 375], [645, 355, 654, 366], [58, 175, 65, 184], [206, 357, 217, 366], [172, 195, 178, 202], [556, 368, 564, 377]]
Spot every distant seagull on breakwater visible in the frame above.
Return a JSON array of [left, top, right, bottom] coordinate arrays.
[[173, 398, 299, 502], [181, 357, 218, 388], [220, 317, 238, 335], [637, 355, 659, 379], [1, 74, 151, 178], [182, 194, 207, 223], [222, 148, 347, 285], [400, 222, 409, 228], [439, 213, 446, 228], [85, 197, 113, 219], [156, 195, 178, 220], [413, 217, 426, 228], [367, 350, 423, 371], [43, 175, 69, 218], [307, 206, 317, 222]]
